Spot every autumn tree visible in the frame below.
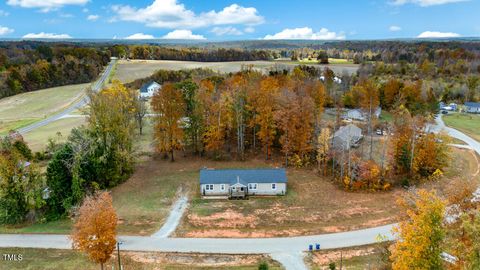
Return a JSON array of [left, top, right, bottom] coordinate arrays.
[[133, 94, 148, 135], [88, 80, 137, 187], [316, 128, 330, 175], [177, 80, 204, 154], [71, 191, 117, 270], [151, 83, 185, 161], [0, 137, 44, 224], [357, 79, 379, 160], [390, 189, 446, 270], [257, 76, 279, 159]]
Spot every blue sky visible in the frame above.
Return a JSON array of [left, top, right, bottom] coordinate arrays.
[[0, 0, 478, 40]]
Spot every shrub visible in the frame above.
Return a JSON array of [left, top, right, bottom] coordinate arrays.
[[258, 261, 269, 270]]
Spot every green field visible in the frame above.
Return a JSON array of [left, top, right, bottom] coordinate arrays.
[[443, 113, 480, 142], [297, 58, 355, 65], [114, 59, 359, 83], [0, 248, 280, 270], [23, 117, 87, 152], [0, 84, 87, 135]]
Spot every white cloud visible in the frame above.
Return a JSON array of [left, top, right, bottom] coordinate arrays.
[[23, 32, 72, 39], [244, 26, 255, 33], [391, 0, 468, 6], [211, 26, 243, 36], [112, 0, 264, 29], [417, 31, 461, 38], [87, 14, 99, 21], [82, 8, 89, 13], [7, 0, 89, 12], [162, 29, 206, 40], [0, 26, 14, 35], [124, 33, 155, 40], [389, 25, 402, 31], [264, 27, 345, 40]]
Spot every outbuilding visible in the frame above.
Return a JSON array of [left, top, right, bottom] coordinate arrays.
[[199, 168, 287, 198]]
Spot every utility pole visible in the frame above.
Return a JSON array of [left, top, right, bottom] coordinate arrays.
[[117, 241, 123, 270]]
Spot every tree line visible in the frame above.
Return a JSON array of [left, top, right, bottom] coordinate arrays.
[[109, 45, 273, 62], [0, 41, 110, 98]]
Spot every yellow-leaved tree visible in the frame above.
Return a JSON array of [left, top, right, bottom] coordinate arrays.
[[390, 189, 446, 270], [70, 191, 117, 270], [316, 128, 330, 175]]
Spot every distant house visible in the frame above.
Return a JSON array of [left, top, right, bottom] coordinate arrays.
[[332, 124, 363, 150], [199, 168, 287, 198], [465, 102, 480, 113], [139, 81, 161, 98], [343, 107, 381, 121], [440, 102, 457, 111]]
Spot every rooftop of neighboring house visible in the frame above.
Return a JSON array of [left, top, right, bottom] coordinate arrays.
[[199, 168, 287, 185], [140, 81, 161, 93]]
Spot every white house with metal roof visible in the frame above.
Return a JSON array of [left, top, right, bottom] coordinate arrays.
[[199, 168, 287, 198], [465, 102, 480, 113], [139, 81, 161, 98]]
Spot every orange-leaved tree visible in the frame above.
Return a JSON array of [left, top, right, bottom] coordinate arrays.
[[390, 189, 446, 270], [151, 83, 185, 161], [70, 191, 118, 270]]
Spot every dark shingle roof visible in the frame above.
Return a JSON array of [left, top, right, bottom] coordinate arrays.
[[465, 102, 480, 108], [200, 168, 287, 185]]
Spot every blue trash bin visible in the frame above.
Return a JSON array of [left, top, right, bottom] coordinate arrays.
[[316, 244, 320, 250], [309, 244, 313, 251]]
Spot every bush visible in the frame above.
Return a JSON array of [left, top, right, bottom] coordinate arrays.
[[258, 261, 269, 270], [329, 262, 336, 270]]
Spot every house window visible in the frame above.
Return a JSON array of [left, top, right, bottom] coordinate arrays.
[[220, 184, 225, 191], [205, 184, 214, 191], [271, 183, 276, 190], [248, 183, 258, 190]]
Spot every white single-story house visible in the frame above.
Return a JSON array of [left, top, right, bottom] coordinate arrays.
[[465, 102, 480, 113], [342, 107, 381, 121], [139, 81, 161, 98], [332, 124, 363, 150], [200, 168, 287, 198]]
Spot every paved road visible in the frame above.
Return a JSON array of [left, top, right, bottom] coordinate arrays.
[[3, 114, 478, 270], [0, 224, 394, 253], [433, 114, 480, 155], [17, 60, 116, 134]]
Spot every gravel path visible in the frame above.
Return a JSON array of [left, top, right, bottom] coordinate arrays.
[[151, 195, 188, 238]]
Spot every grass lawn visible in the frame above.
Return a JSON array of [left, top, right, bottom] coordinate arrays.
[[443, 113, 480, 142], [306, 244, 386, 270], [0, 84, 87, 135], [23, 117, 87, 152], [0, 248, 281, 270]]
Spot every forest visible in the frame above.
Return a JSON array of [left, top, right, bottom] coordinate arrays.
[[0, 41, 110, 98]]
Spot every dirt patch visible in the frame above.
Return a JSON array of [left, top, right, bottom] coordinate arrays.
[[188, 209, 258, 228], [311, 246, 377, 265], [126, 251, 272, 267]]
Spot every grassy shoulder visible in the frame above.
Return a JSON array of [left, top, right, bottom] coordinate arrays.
[[0, 248, 281, 270], [0, 84, 87, 135], [443, 113, 480, 142], [305, 244, 387, 270], [23, 117, 87, 152]]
